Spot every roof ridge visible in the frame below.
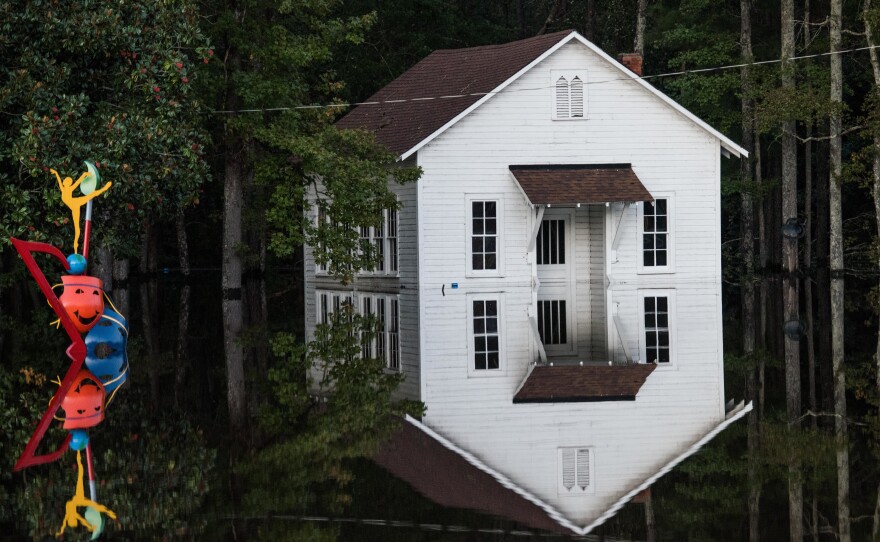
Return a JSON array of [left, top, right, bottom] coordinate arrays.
[[428, 29, 573, 55]]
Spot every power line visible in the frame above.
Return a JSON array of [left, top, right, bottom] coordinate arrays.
[[213, 44, 880, 114]]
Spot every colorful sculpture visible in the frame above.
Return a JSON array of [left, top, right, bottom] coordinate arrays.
[[11, 162, 124, 539]]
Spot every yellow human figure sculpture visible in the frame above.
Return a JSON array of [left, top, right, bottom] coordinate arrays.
[[56, 451, 116, 536], [51, 168, 112, 254]]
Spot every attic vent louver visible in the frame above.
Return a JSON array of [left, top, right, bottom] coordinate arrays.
[[552, 71, 586, 120]]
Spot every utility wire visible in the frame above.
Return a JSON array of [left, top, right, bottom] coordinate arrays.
[[213, 44, 880, 114]]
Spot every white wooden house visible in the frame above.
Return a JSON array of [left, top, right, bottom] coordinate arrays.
[[307, 30, 753, 534]]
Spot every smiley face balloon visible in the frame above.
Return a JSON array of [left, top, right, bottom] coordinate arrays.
[[59, 275, 104, 333]]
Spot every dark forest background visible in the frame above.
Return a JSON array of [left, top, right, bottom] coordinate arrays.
[[2, 0, 880, 540]]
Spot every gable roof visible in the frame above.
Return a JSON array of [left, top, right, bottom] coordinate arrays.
[[509, 164, 653, 206], [336, 30, 572, 157], [337, 31, 747, 160], [375, 405, 753, 536]]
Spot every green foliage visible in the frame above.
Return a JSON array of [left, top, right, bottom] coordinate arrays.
[[0, 0, 212, 255], [240, 307, 422, 518], [0, 368, 215, 540]]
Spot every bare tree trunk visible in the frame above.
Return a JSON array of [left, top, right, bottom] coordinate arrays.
[[584, 0, 595, 41], [741, 2, 760, 539], [830, 1, 850, 539], [139, 225, 160, 408], [175, 210, 191, 410], [537, 0, 567, 35], [634, 0, 648, 57], [112, 258, 129, 317], [645, 490, 656, 542], [865, 2, 880, 538], [756, 136, 767, 420], [802, 4, 819, 540], [781, 3, 803, 539]]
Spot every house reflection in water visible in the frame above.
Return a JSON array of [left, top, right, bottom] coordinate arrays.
[[308, 30, 753, 536]]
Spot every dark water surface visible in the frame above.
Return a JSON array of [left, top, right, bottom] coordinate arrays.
[[1, 274, 877, 541]]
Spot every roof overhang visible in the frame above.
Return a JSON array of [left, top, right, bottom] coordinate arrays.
[[513, 364, 657, 403], [509, 164, 653, 206]]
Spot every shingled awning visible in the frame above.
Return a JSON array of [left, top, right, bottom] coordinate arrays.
[[513, 364, 657, 403], [509, 164, 653, 205]]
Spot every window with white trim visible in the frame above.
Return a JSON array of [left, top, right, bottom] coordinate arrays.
[[468, 294, 503, 373], [638, 196, 674, 272], [639, 290, 675, 365], [552, 71, 586, 120], [317, 290, 400, 370], [558, 447, 594, 494], [467, 197, 503, 276], [315, 206, 399, 276]]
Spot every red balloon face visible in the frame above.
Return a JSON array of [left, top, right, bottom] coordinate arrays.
[[59, 275, 104, 333], [61, 370, 106, 429]]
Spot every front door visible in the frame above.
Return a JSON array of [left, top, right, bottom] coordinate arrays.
[[536, 210, 575, 355]]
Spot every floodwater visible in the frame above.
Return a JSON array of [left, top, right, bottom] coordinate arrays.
[[1, 273, 877, 541]]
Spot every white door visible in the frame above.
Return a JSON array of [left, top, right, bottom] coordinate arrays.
[[536, 210, 575, 355]]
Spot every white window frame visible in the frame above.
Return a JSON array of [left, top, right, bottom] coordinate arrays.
[[314, 205, 399, 277], [467, 293, 504, 376], [637, 195, 675, 274], [551, 70, 587, 120], [316, 290, 401, 371], [466, 195, 504, 277], [637, 289, 676, 367], [557, 447, 595, 495]]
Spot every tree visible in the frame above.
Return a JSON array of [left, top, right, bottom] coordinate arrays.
[[0, 0, 211, 257]]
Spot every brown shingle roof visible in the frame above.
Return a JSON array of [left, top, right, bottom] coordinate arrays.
[[336, 30, 574, 156], [509, 164, 653, 205], [513, 364, 657, 403], [374, 420, 569, 534]]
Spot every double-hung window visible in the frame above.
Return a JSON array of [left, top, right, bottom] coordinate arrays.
[[639, 290, 675, 365], [467, 197, 503, 276], [315, 206, 399, 275], [468, 294, 503, 374], [638, 196, 674, 273], [552, 71, 586, 120], [317, 290, 401, 371]]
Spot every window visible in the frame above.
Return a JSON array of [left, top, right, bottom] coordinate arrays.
[[467, 197, 503, 276], [558, 447, 593, 494], [316, 290, 401, 371], [315, 206, 399, 275], [639, 290, 675, 365], [468, 295, 503, 374], [639, 197, 674, 272], [537, 219, 566, 265], [538, 300, 567, 345], [552, 71, 586, 120]]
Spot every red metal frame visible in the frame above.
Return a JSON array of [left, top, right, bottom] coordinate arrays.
[[11, 238, 87, 471]]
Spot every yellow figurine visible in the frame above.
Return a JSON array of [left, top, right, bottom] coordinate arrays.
[[56, 451, 116, 537], [51, 168, 112, 254]]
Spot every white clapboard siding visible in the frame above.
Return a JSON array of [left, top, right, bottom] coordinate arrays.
[[409, 39, 728, 528]]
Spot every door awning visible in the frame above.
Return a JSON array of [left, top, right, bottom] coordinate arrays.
[[509, 164, 653, 206]]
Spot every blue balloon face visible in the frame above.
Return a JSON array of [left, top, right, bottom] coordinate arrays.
[[84, 308, 129, 393]]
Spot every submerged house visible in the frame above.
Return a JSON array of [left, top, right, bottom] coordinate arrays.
[[306, 30, 752, 535]]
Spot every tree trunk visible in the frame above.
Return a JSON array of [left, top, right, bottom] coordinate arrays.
[[645, 490, 656, 542], [112, 258, 129, 318], [830, 1, 850, 539], [802, 3, 819, 540], [756, 135, 766, 420], [864, 2, 880, 534], [781, 2, 803, 539], [175, 210, 191, 410], [223, 36, 248, 440], [634, 0, 648, 57], [139, 225, 160, 408], [585, 0, 595, 41], [537, 0, 567, 35], [741, 2, 760, 539]]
